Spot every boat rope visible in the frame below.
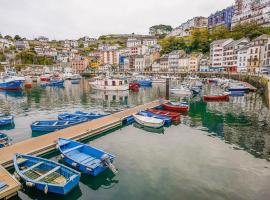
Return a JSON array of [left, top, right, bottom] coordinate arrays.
[[101, 154, 118, 174]]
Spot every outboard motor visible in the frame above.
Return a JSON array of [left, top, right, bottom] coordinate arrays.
[[101, 154, 118, 174]]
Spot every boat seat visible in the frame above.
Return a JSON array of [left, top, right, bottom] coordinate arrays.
[[64, 121, 69, 126], [86, 159, 101, 168], [62, 145, 83, 154], [52, 121, 58, 126], [80, 156, 95, 165], [22, 162, 44, 174], [35, 166, 61, 181]]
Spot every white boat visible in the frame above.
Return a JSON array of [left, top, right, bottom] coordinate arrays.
[[170, 85, 192, 96], [89, 77, 129, 91], [133, 114, 164, 129], [63, 68, 82, 80]]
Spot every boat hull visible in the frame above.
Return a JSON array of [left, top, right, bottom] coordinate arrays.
[[133, 114, 164, 129], [0, 80, 23, 90], [147, 109, 180, 122], [162, 103, 189, 112], [0, 116, 14, 126], [138, 111, 171, 126]]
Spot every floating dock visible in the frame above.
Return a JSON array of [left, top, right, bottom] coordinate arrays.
[[0, 100, 162, 199]]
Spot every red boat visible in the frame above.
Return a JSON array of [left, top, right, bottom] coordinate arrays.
[[24, 83, 32, 88], [40, 76, 50, 82], [148, 108, 180, 121], [203, 94, 229, 101], [162, 103, 189, 112], [129, 83, 140, 90]]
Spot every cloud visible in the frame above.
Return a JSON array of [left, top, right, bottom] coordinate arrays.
[[0, 0, 234, 39]]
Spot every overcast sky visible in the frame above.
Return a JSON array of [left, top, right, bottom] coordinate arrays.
[[0, 0, 234, 40]]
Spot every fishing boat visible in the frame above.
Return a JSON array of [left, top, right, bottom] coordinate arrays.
[[0, 115, 14, 126], [0, 72, 24, 91], [133, 114, 164, 129], [147, 109, 180, 122], [74, 111, 109, 120], [58, 113, 88, 122], [203, 93, 230, 101], [58, 138, 117, 176], [0, 132, 12, 148], [135, 75, 152, 87], [228, 83, 249, 92], [137, 111, 171, 126], [170, 85, 191, 96], [13, 153, 80, 195], [162, 102, 189, 112], [89, 77, 129, 91], [31, 120, 83, 132]]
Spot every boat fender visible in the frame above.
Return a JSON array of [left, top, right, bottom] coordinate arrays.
[[44, 184, 48, 194], [72, 162, 77, 167], [26, 182, 35, 187]]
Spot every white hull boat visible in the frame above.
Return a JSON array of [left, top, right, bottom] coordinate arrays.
[[89, 78, 129, 91], [133, 114, 164, 129]]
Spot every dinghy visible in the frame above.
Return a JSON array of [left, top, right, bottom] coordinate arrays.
[[0, 132, 12, 148], [58, 113, 87, 122], [31, 120, 83, 132], [0, 115, 14, 126], [74, 111, 109, 120], [58, 138, 117, 176], [133, 114, 164, 129], [162, 102, 189, 112], [147, 109, 180, 122], [137, 111, 171, 126], [13, 153, 80, 195]]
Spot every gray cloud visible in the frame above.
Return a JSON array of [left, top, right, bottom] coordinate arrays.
[[0, 0, 234, 39]]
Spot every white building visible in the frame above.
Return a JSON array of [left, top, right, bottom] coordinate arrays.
[[168, 50, 186, 72], [15, 40, 30, 50], [152, 61, 160, 72], [142, 38, 157, 46], [134, 56, 145, 72], [126, 38, 142, 47], [160, 54, 169, 72], [98, 44, 120, 51], [237, 45, 249, 72], [209, 38, 234, 70], [178, 57, 189, 72]]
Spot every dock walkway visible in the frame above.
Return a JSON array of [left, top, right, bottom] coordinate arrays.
[[0, 100, 162, 199]]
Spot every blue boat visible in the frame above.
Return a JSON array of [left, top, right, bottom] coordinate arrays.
[[71, 80, 80, 84], [137, 80, 152, 87], [0, 115, 14, 126], [137, 111, 172, 126], [58, 138, 117, 176], [13, 153, 80, 195], [74, 111, 110, 120], [58, 113, 88, 122], [0, 79, 23, 90], [228, 83, 249, 92], [31, 120, 83, 132], [122, 115, 135, 125], [0, 132, 12, 148]]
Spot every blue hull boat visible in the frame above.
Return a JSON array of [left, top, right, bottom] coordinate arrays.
[[0, 80, 23, 90], [14, 153, 80, 195], [31, 120, 83, 132], [137, 80, 152, 87], [58, 113, 88, 122], [74, 111, 110, 120], [0, 115, 14, 126], [0, 132, 12, 148], [137, 111, 172, 126], [122, 115, 135, 125], [58, 138, 117, 176]]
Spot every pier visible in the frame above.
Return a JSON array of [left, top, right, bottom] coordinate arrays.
[[0, 100, 162, 199]]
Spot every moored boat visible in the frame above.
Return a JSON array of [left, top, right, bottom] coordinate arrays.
[[13, 153, 80, 195], [58, 113, 88, 122], [133, 114, 164, 129], [0, 115, 14, 126], [203, 93, 230, 101], [0, 75, 23, 90], [147, 108, 180, 122], [162, 102, 189, 112], [228, 83, 249, 92], [0, 132, 12, 148], [31, 120, 83, 132], [137, 111, 172, 126], [58, 138, 117, 176]]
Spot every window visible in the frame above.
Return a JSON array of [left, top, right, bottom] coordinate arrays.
[[105, 81, 108, 86]]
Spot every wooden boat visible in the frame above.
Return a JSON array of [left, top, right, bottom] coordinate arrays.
[[58, 113, 88, 122], [203, 94, 229, 101], [162, 102, 189, 112], [13, 153, 80, 195], [58, 138, 117, 176], [147, 109, 180, 122], [31, 120, 83, 132], [137, 111, 171, 126], [133, 114, 164, 129], [74, 111, 109, 120], [0, 115, 14, 126], [0, 132, 12, 148]]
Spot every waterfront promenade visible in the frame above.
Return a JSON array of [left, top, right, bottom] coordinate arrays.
[[0, 100, 163, 199]]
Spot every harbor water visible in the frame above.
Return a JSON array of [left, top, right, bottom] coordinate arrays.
[[1, 80, 270, 200]]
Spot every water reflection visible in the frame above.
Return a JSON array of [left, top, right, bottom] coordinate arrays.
[[133, 122, 165, 134]]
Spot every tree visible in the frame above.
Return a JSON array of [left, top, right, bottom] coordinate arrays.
[[4, 35, 13, 40], [14, 35, 21, 40]]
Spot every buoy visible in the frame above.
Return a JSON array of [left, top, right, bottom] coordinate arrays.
[[44, 184, 48, 194]]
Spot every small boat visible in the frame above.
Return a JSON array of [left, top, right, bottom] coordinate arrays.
[[203, 94, 229, 101], [58, 113, 88, 122], [74, 111, 109, 120], [228, 83, 249, 92], [147, 109, 180, 122], [133, 114, 164, 129], [71, 80, 80, 84], [31, 120, 83, 132], [0, 76, 23, 90], [135, 76, 152, 87], [0, 132, 12, 148], [137, 111, 171, 126], [162, 102, 189, 112], [58, 138, 117, 176], [129, 83, 140, 90], [13, 153, 80, 195], [0, 115, 14, 126]]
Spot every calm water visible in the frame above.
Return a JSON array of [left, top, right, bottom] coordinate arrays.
[[1, 79, 270, 200]]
